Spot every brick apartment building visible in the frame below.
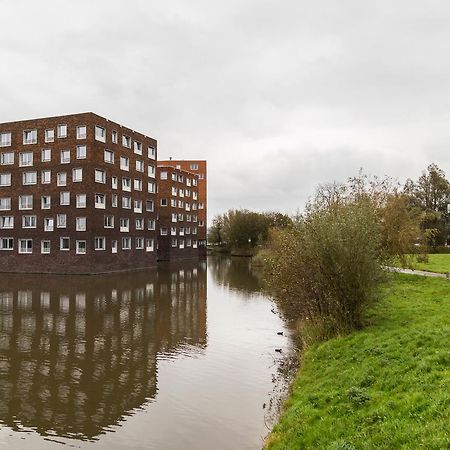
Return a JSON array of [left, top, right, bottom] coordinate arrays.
[[156, 165, 201, 260], [158, 160, 207, 255], [0, 112, 158, 273]]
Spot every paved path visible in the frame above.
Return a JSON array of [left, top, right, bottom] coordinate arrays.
[[386, 266, 449, 279]]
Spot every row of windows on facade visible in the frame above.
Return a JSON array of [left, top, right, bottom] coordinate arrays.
[[0, 126, 157, 160], [160, 198, 203, 209], [0, 148, 156, 176], [0, 215, 159, 232], [0, 237, 157, 254], [0, 194, 156, 212], [160, 226, 201, 236], [159, 171, 203, 183], [0, 169, 156, 193]]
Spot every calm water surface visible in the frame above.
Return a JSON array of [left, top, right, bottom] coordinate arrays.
[[0, 256, 293, 450]]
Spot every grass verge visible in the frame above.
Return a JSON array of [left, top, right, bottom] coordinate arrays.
[[410, 253, 450, 274], [266, 274, 450, 449]]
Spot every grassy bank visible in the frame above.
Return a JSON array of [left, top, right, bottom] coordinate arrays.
[[410, 253, 450, 274], [266, 274, 450, 449]]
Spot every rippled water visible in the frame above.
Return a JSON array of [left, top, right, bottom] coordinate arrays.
[[0, 256, 293, 449]]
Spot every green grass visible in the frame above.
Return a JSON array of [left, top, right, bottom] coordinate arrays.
[[410, 253, 450, 274], [266, 274, 450, 449]]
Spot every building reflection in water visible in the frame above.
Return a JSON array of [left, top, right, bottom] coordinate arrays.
[[0, 261, 207, 441]]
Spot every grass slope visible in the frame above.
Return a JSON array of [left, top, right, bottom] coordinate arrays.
[[266, 274, 450, 450], [412, 254, 450, 274]]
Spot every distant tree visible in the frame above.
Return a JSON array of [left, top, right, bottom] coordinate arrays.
[[207, 215, 225, 245]]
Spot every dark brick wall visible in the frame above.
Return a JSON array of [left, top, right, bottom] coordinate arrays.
[[0, 112, 158, 273]]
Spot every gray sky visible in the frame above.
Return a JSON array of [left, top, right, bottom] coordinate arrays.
[[2, 0, 450, 222]]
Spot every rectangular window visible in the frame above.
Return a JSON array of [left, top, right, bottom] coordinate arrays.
[[76, 240, 86, 254], [136, 218, 144, 230], [95, 126, 106, 142], [41, 196, 51, 209], [112, 130, 118, 144], [57, 214, 67, 228], [60, 191, 70, 206], [76, 194, 87, 208], [146, 200, 154, 212], [95, 194, 106, 209], [41, 148, 51, 162], [160, 227, 168, 236], [104, 215, 114, 228], [133, 199, 142, 213], [0, 216, 14, 229], [95, 237, 106, 250], [41, 169, 51, 184], [112, 176, 118, 189], [95, 169, 106, 184], [120, 218, 129, 232], [148, 165, 155, 178], [148, 146, 155, 159], [111, 194, 118, 208], [134, 179, 142, 191], [19, 152, 33, 167], [122, 237, 131, 250], [147, 219, 156, 230], [60, 150, 70, 164], [186, 178, 192, 187], [76, 125, 87, 139], [134, 141, 142, 154], [171, 238, 178, 248], [190, 163, 198, 170], [0, 173, 11, 186], [122, 177, 131, 191], [120, 156, 129, 171], [136, 160, 144, 172], [0, 152, 13, 165], [135, 237, 144, 249], [22, 215, 37, 228], [19, 239, 33, 254], [122, 135, 131, 148], [0, 132, 11, 147], [148, 181, 155, 193], [171, 173, 177, 181], [122, 196, 131, 209], [160, 198, 168, 206], [0, 237, 13, 250], [146, 238, 154, 252], [44, 218, 54, 231], [160, 171, 168, 180], [104, 149, 114, 164], [0, 197, 11, 210], [73, 168, 83, 182], [60, 237, 70, 251], [198, 202, 204, 209], [19, 195, 33, 210], [171, 213, 177, 223], [57, 124, 68, 138], [76, 217, 87, 231], [41, 240, 51, 254], [171, 226, 177, 236], [22, 171, 37, 185], [23, 129, 37, 145], [45, 129, 54, 143], [76, 145, 87, 159], [57, 172, 67, 186]]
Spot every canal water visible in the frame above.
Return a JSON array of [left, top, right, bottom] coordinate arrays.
[[0, 256, 294, 450]]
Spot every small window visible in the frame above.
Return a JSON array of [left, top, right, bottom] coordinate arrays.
[[148, 181, 155, 193], [57, 124, 68, 138], [147, 219, 156, 230], [73, 168, 83, 182], [22, 171, 37, 185], [135, 237, 144, 249], [146, 200, 154, 212], [60, 237, 70, 251], [160, 171, 168, 180], [122, 237, 131, 250], [60, 150, 70, 164], [44, 218, 54, 231], [95, 194, 106, 209], [76, 125, 87, 139], [95, 169, 106, 184], [19, 239, 33, 254], [104, 149, 114, 164], [0, 216, 14, 229], [136, 160, 144, 172], [76, 194, 87, 208], [76, 217, 87, 231], [148, 146, 155, 159], [76, 145, 87, 159], [104, 215, 114, 228], [122, 135, 131, 148], [0, 237, 14, 250], [112, 130, 118, 144], [134, 179, 142, 191], [19, 195, 33, 210], [41, 148, 51, 162], [112, 176, 118, 189], [60, 191, 70, 206], [136, 218, 144, 230], [120, 218, 129, 232], [111, 194, 118, 208], [95, 126, 106, 142], [171, 238, 178, 248], [122, 177, 131, 191], [22, 215, 37, 228], [0, 197, 11, 210], [160, 198, 168, 206], [45, 129, 54, 143], [148, 165, 155, 178], [122, 196, 131, 209], [19, 152, 33, 167], [23, 129, 37, 145], [0, 173, 11, 186], [120, 156, 129, 171], [134, 141, 142, 154], [0, 152, 14, 165], [41, 240, 51, 254], [41, 196, 51, 209], [190, 163, 198, 170], [57, 214, 67, 228], [95, 237, 106, 250], [76, 240, 86, 254], [57, 172, 67, 186], [0, 132, 11, 147]]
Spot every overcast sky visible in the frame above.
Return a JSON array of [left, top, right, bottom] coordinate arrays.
[[2, 0, 450, 222]]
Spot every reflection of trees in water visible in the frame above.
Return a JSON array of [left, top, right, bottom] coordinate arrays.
[[207, 256, 264, 294], [0, 262, 207, 441]]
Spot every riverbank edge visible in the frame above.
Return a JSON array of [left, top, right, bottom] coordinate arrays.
[[264, 273, 450, 449]]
